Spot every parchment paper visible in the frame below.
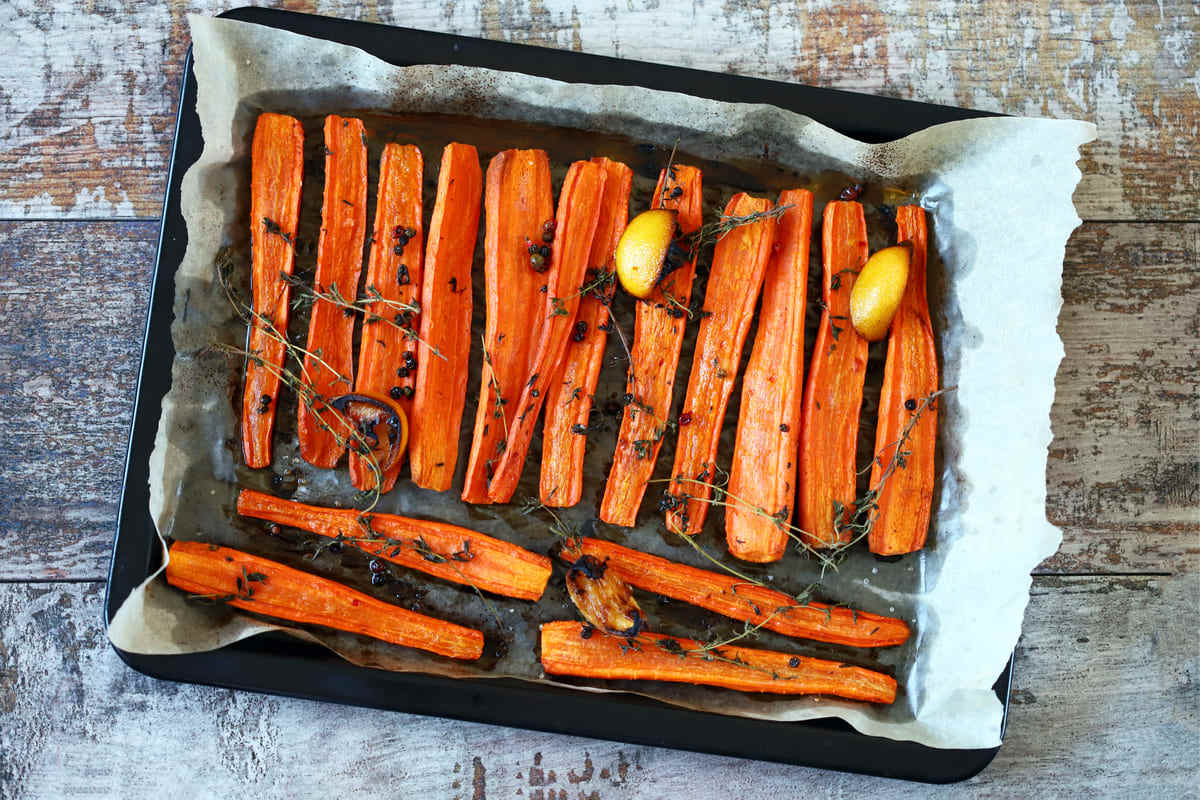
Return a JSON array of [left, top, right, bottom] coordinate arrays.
[[109, 14, 1096, 749]]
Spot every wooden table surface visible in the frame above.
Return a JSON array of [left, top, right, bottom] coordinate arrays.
[[1, 1, 1196, 797]]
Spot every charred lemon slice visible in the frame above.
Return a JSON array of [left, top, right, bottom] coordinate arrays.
[[850, 242, 911, 342], [328, 392, 408, 473], [615, 209, 677, 298]]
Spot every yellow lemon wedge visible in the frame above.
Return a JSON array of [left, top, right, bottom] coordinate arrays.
[[849, 242, 912, 341], [615, 209, 676, 298]]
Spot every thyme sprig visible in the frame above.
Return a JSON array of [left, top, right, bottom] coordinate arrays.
[[688, 203, 794, 255]]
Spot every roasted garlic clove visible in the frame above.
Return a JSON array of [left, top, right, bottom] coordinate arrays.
[[564, 554, 644, 636]]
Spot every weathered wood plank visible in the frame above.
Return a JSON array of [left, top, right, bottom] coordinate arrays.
[[0, 221, 1194, 579], [1043, 222, 1199, 573], [0, 221, 156, 580], [1, 576, 1195, 798], [0, 0, 1194, 220]]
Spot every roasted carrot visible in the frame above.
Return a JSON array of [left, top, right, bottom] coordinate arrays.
[[540, 157, 633, 507], [599, 165, 703, 526], [408, 143, 483, 491], [563, 538, 909, 647], [349, 143, 424, 493], [165, 541, 483, 660], [869, 206, 939, 555], [297, 115, 369, 468], [461, 150, 555, 503], [242, 114, 304, 469], [540, 621, 896, 703], [798, 201, 870, 547], [237, 489, 551, 601], [664, 193, 776, 535], [485, 160, 607, 503], [725, 190, 814, 562]]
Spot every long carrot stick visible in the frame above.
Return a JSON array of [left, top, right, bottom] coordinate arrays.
[[726, 190, 814, 562], [461, 149, 555, 504], [599, 165, 703, 526], [540, 157, 633, 507], [869, 206, 939, 555], [297, 115, 368, 468], [409, 143, 483, 491], [665, 193, 776, 535], [166, 541, 483, 660], [563, 537, 909, 647], [349, 143, 424, 493], [540, 621, 896, 703], [237, 489, 551, 601], [242, 113, 304, 469], [798, 201, 869, 547], [485, 160, 607, 503]]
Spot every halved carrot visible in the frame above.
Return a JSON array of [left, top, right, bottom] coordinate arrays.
[[563, 537, 909, 647], [485, 160, 607, 503], [798, 201, 869, 547], [165, 541, 483, 660], [726, 190, 814, 562], [349, 143, 424, 493], [242, 113, 304, 469], [599, 165, 703, 526], [408, 143, 483, 491], [461, 149, 555, 504], [664, 193, 776, 535], [869, 206, 939, 555], [540, 157, 633, 507], [236, 489, 551, 601], [297, 115, 369, 468], [540, 621, 896, 703]]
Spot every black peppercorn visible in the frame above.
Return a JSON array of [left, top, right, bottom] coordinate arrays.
[[369, 558, 386, 573], [403, 351, 417, 370], [389, 386, 404, 400], [572, 320, 588, 342], [539, 244, 551, 258], [370, 572, 387, 586], [621, 393, 634, 406], [904, 397, 918, 411]]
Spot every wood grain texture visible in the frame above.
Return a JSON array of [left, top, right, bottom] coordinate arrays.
[[0, 221, 155, 580], [1, 578, 1195, 798], [2, 221, 1191, 580], [0, 0, 1195, 220]]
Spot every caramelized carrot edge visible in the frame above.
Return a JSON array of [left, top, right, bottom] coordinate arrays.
[[540, 157, 634, 507], [166, 540, 483, 660], [243, 113, 304, 469], [409, 143, 483, 491], [236, 489, 551, 601], [797, 201, 870, 547], [485, 160, 607, 503], [298, 115, 369, 469], [665, 193, 776, 536], [599, 165, 704, 526], [566, 537, 909, 647], [350, 143, 424, 493], [540, 621, 896, 703], [726, 190, 814, 562], [869, 206, 939, 555]]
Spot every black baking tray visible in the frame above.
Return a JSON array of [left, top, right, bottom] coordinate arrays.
[[107, 6, 1011, 783]]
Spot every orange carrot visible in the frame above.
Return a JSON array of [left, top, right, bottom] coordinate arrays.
[[726, 190, 814, 562], [409, 143, 483, 491], [869, 206, 939, 555], [242, 114, 304, 469], [540, 621, 896, 703], [563, 537, 909, 647], [599, 165, 703, 526], [798, 201, 869, 547], [664, 193, 776, 535], [461, 150, 555, 503], [237, 489, 551, 601], [485, 160, 607, 503], [349, 143, 424, 493], [539, 157, 633, 507], [297, 115, 368, 468], [165, 541, 483, 660]]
